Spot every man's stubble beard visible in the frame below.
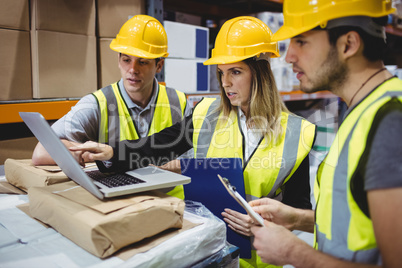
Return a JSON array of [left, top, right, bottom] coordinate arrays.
[[300, 46, 348, 94]]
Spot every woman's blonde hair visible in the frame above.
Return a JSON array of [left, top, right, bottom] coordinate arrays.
[[216, 57, 289, 144]]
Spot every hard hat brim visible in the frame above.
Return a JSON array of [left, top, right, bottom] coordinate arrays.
[[203, 51, 280, 65], [273, 7, 397, 42], [203, 56, 249, 65], [110, 40, 169, 59], [272, 25, 310, 42]]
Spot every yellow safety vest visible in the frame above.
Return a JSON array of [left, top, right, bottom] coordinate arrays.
[[192, 98, 316, 268], [93, 82, 188, 199], [314, 77, 402, 264]]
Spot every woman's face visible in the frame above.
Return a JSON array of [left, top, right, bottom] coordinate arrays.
[[217, 61, 253, 114]]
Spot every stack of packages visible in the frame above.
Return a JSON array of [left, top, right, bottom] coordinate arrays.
[[29, 181, 185, 258], [4, 158, 188, 259]]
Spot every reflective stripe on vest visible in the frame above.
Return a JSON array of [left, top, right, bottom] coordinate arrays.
[[93, 82, 186, 145], [314, 78, 402, 264], [192, 98, 315, 201], [193, 98, 221, 157]]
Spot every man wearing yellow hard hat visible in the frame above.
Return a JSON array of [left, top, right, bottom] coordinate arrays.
[[32, 15, 190, 199], [250, 0, 402, 267]]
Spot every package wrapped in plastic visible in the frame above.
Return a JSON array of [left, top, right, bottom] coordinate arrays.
[[119, 200, 229, 268], [191, 242, 240, 268]]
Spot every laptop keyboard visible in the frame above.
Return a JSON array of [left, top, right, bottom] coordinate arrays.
[[86, 170, 145, 188]]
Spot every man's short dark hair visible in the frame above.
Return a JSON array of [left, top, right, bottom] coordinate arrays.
[[327, 16, 388, 62], [119, 53, 162, 66]]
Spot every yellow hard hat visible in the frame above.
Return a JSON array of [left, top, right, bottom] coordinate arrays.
[[203, 16, 279, 65], [110, 15, 169, 59], [272, 0, 395, 42]]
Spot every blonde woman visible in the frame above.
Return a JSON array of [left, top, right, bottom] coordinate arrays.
[[72, 16, 316, 267]]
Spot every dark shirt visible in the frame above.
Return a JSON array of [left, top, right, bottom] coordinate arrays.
[[365, 109, 402, 190]]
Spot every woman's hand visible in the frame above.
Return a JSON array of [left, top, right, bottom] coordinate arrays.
[[222, 208, 256, 236], [69, 141, 114, 165]]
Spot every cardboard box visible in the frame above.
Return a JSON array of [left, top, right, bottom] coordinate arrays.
[[98, 38, 121, 88], [4, 159, 70, 191], [0, 0, 30, 31], [0, 28, 32, 100], [31, 30, 97, 98], [164, 20, 209, 59], [164, 58, 209, 93], [97, 0, 145, 38], [0, 181, 26, 194], [0, 137, 37, 165], [31, 0, 95, 35], [29, 181, 185, 258]]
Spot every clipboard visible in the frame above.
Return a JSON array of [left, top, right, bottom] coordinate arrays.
[[180, 157, 252, 258], [217, 175, 265, 226]]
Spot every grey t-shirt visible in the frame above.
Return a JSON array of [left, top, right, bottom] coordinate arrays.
[[365, 109, 402, 190], [52, 78, 191, 143]]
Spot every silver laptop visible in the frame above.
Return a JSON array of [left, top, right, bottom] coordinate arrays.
[[20, 112, 191, 200]]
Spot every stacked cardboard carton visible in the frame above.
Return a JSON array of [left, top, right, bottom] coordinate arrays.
[[0, 0, 35, 164], [30, 0, 97, 98], [0, 0, 31, 100], [0, 0, 145, 164], [0, 0, 146, 101]]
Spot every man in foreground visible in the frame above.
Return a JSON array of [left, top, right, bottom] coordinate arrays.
[[250, 0, 402, 267]]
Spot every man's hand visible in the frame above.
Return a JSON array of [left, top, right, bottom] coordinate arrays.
[[155, 159, 181, 174], [249, 198, 298, 230], [249, 198, 314, 232], [251, 221, 311, 266], [70, 141, 113, 165]]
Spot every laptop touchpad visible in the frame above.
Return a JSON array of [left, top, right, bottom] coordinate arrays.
[[132, 167, 166, 176]]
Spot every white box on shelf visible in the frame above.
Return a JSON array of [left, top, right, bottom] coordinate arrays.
[[164, 20, 209, 59], [164, 58, 209, 93], [271, 58, 293, 92], [253, 11, 283, 34]]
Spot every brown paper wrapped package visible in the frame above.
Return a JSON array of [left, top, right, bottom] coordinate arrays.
[[28, 181, 185, 258], [4, 158, 70, 191]]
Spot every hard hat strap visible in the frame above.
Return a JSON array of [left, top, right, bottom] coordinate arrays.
[[254, 53, 271, 62], [326, 16, 386, 40]]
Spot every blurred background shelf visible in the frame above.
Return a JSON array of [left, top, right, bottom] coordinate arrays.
[[0, 99, 78, 124], [0, 90, 338, 125], [280, 90, 337, 102]]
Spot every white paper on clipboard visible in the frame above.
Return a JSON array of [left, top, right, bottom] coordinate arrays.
[[217, 174, 265, 226]]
